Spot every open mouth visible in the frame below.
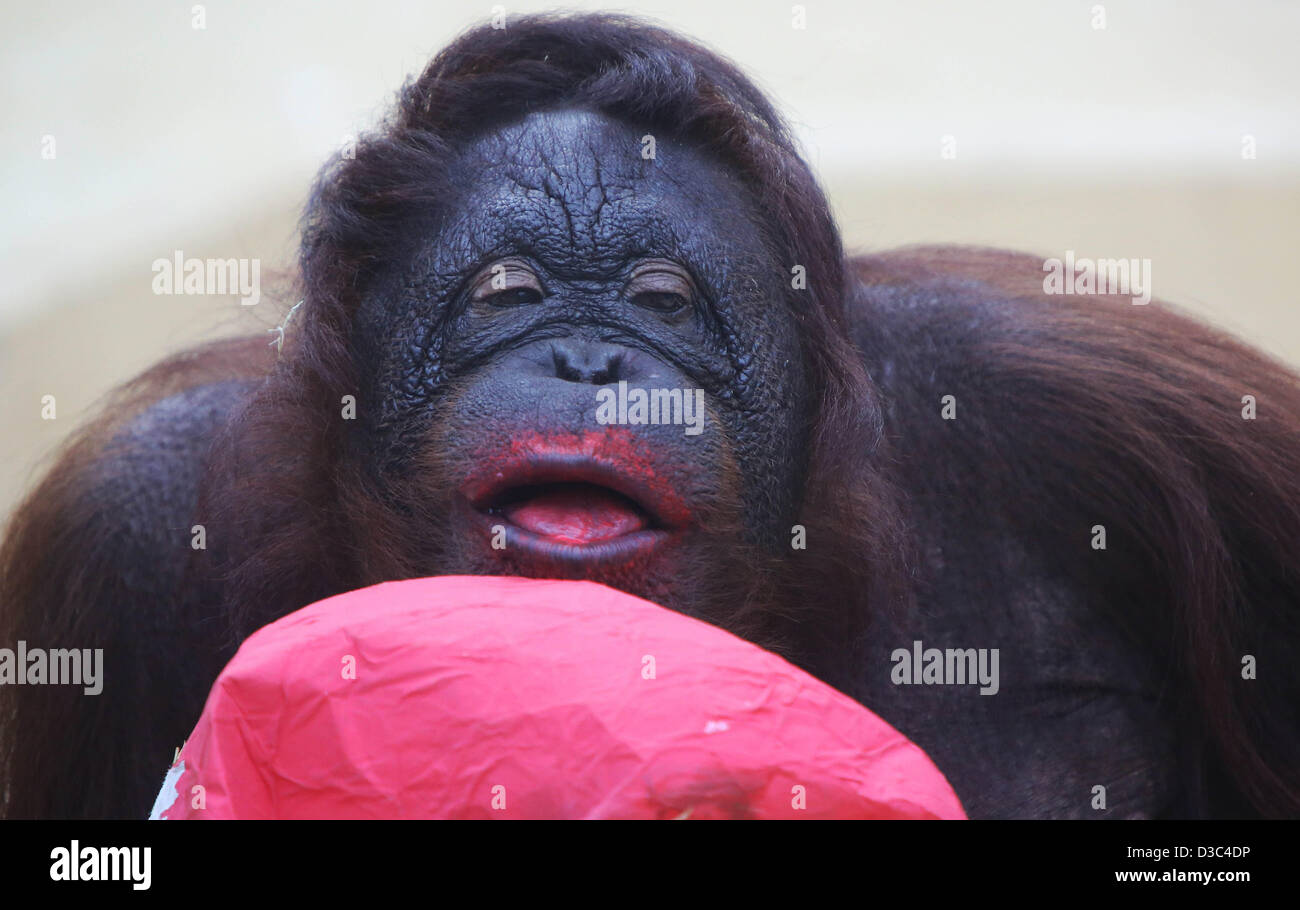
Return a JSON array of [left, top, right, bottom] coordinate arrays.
[[462, 451, 688, 564], [490, 482, 653, 544]]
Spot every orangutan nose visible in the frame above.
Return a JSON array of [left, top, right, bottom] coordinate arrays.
[[549, 340, 630, 385]]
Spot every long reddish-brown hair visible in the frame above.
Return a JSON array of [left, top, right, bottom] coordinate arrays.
[[3, 13, 1298, 821]]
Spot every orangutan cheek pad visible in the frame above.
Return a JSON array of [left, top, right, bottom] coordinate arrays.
[[150, 575, 966, 820]]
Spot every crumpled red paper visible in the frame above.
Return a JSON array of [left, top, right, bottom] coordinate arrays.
[[150, 575, 965, 819]]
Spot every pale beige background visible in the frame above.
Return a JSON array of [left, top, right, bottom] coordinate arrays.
[[3, 0, 1298, 525]]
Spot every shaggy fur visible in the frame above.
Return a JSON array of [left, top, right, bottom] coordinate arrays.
[[2, 13, 1298, 818]]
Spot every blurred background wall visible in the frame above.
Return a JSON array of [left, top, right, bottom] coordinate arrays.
[[3, 0, 1298, 523]]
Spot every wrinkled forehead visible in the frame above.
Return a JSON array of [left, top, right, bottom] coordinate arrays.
[[440, 108, 763, 276]]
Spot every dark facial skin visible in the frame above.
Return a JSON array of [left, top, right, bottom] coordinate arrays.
[[351, 110, 810, 618]]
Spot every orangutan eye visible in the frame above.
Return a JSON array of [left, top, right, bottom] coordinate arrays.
[[631, 291, 689, 313], [485, 286, 543, 307], [626, 261, 695, 315], [471, 260, 544, 306]]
